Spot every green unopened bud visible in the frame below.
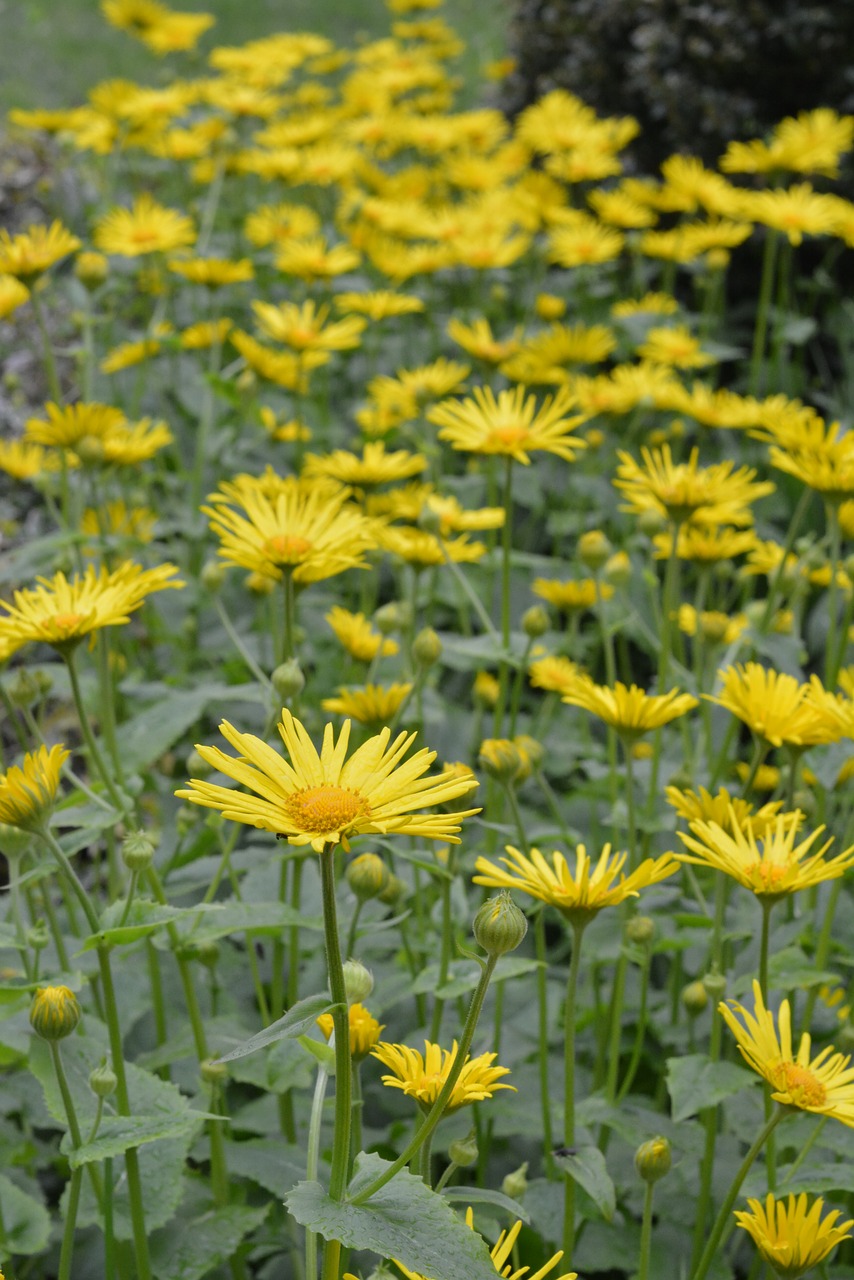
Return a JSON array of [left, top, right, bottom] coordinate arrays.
[[413, 627, 442, 668], [501, 1161, 529, 1200], [75, 434, 106, 466], [668, 768, 693, 792], [417, 503, 443, 536], [196, 940, 220, 969], [0, 823, 33, 858], [378, 871, 407, 906], [122, 830, 155, 872], [638, 508, 667, 537], [625, 916, 655, 946], [343, 958, 374, 1002], [479, 738, 522, 784], [578, 529, 612, 570], [175, 804, 198, 836], [347, 852, 390, 902], [186, 748, 212, 779], [473, 890, 528, 957], [374, 602, 405, 635], [699, 612, 730, 643], [89, 1061, 118, 1098], [448, 1129, 479, 1167], [7, 669, 41, 708], [200, 559, 226, 592], [75, 251, 108, 290], [681, 980, 709, 1016], [604, 550, 631, 587], [200, 1058, 228, 1086], [702, 969, 727, 1001], [272, 658, 305, 700], [792, 789, 817, 819], [27, 920, 50, 952], [522, 605, 550, 638], [30, 986, 81, 1041], [635, 1135, 671, 1183]]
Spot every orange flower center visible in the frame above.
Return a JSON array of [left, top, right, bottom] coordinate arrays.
[[263, 534, 313, 563], [129, 227, 163, 246], [489, 424, 530, 449], [48, 612, 84, 635], [774, 1061, 827, 1108], [284, 784, 370, 834], [747, 861, 789, 894]]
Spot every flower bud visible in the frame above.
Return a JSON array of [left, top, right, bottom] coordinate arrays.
[[638, 508, 667, 537], [412, 627, 442, 668], [27, 920, 50, 952], [175, 804, 198, 836], [635, 1136, 671, 1183], [196, 939, 220, 969], [75, 434, 106, 466], [702, 969, 726, 1001], [201, 1058, 228, 1086], [699, 612, 730, 643], [374, 602, 405, 635], [578, 529, 612, 571], [522, 605, 549, 638], [122, 829, 155, 872], [347, 852, 390, 902], [0, 823, 33, 858], [89, 1061, 118, 1098], [200, 558, 226, 592], [514, 734, 544, 778], [417, 503, 443, 536], [479, 738, 522, 784], [681, 980, 709, 1017], [473, 671, 499, 709], [30, 986, 81, 1041], [473, 891, 528, 957], [186, 748, 212, 779], [535, 292, 566, 320], [272, 658, 305, 700], [625, 916, 655, 946], [792, 789, 817, 819], [378, 872, 407, 906], [502, 1161, 529, 1200], [343, 958, 374, 1003], [604, 550, 631, 587], [448, 1129, 479, 1168], [7, 669, 41, 708], [75, 251, 108, 290]]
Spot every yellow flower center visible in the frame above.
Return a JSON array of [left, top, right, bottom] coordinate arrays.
[[284, 784, 370, 834], [263, 534, 313, 563], [747, 861, 789, 894], [48, 612, 84, 636], [130, 227, 162, 245], [489, 424, 530, 449], [288, 327, 318, 349], [774, 1061, 827, 1108]]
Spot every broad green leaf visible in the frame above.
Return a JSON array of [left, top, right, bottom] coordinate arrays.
[[221, 1138, 305, 1198], [286, 1151, 499, 1280], [150, 1201, 269, 1278], [412, 956, 539, 999], [442, 1186, 530, 1223], [80, 898, 200, 950], [298, 1034, 337, 1072], [63, 1111, 206, 1167], [119, 690, 215, 773], [0, 1174, 51, 1257], [666, 1054, 757, 1122], [214, 993, 334, 1063], [554, 1146, 615, 1222], [173, 898, 322, 945], [75, 1136, 193, 1240]]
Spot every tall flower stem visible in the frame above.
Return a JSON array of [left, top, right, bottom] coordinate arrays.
[[190, 332, 223, 528], [758, 899, 778, 1189], [534, 910, 555, 1175], [749, 229, 779, 395], [800, 879, 843, 1037], [430, 850, 457, 1042], [757, 487, 811, 632], [562, 919, 587, 1262], [30, 286, 63, 402], [621, 737, 639, 869], [319, 843, 353, 1280], [824, 502, 843, 687], [493, 457, 515, 736], [692, 1109, 784, 1280], [616, 944, 651, 1102], [305, 1064, 330, 1280], [64, 650, 127, 817], [637, 1180, 655, 1280]]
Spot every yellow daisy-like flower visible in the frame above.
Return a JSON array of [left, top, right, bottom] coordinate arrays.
[[735, 1192, 853, 1279], [739, 183, 840, 246], [0, 562, 183, 656], [167, 256, 253, 287], [137, 11, 215, 54], [665, 785, 783, 838], [388, 1208, 576, 1280], [528, 654, 581, 695], [768, 420, 854, 504], [378, 525, 487, 567], [229, 330, 329, 393], [334, 290, 425, 321], [321, 683, 413, 725], [372, 1039, 513, 1111], [0, 439, 59, 484], [317, 1002, 384, 1060], [176, 710, 480, 851], [428, 385, 587, 465], [720, 979, 854, 1126], [447, 316, 522, 365], [180, 319, 233, 350], [25, 401, 173, 466], [302, 442, 427, 488], [652, 525, 758, 564], [0, 222, 81, 280], [252, 300, 366, 353], [473, 843, 678, 924], [394, 357, 471, 404], [676, 809, 854, 900], [676, 604, 748, 646], [100, 334, 167, 374], [274, 236, 361, 281], [243, 202, 320, 247], [422, 494, 505, 536], [94, 193, 195, 257], [0, 273, 30, 318], [706, 664, 848, 749], [547, 218, 625, 267], [614, 445, 774, 526], [636, 324, 715, 369], [325, 607, 398, 662], [611, 291, 679, 318], [562, 676, 698, 739], [0, 745, 70, 831], [81, 499, 157, 544], [532, 577, 612, 613], [203, 477, 378, 584]]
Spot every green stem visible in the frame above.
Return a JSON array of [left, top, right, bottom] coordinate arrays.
[[659, 521, 682, 693], [824, 502, 843, 687], [493, 457, 515, 736], [638, 1181, 655, 1280], [345, 899, 364, 963], [605, 948, 628, 1102], [758, 900, 773, 1001], [30, 286, 62, 402], [749, 229, 779, 395], [616, 946, 650, 1102], [535, 910, 555, 1175], [214, 599, 274, 694], [434, 1160, 459, 1193], [438, 539, 498, 639], [429, 856, 456, 1043], [305, 1065, 330, 1280], [57, 1168, 83, 1280], [320, 843, 352, 1280], [117, 871, 138, 929], [64, 650, 127, 816], [622, 736, 639, 869], [757, 488, 811, 632], [563, 920, 587, 1262], [800, 880, 843, 1037]]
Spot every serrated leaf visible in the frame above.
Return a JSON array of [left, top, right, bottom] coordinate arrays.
[[0, 1173, 51, 1257], [119, 690, 212, 773], [214, 993, 334, 1063], [666, 1054, 757, 1122], [63, 1111, 205, 1167], [442, 1186, 530, 1223], [75, 1135, 192, 1240], [174, 898, 322, 945], [150, 1202, 269, 1279], [554, 1146, 615, 1222], [286, 1152, 498, 1280], [222, 1138, 305, 1198]]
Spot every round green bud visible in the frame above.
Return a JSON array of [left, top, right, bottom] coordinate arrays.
[[412, 627, 442, 668], [26, 921, 50, 952], [501, 1161, 529, 1200], [89, 1061, 118, 1098], [473, 891, 528, 957], [0, 823, 34, 858], [374, 602, 404, 635], [448, 1129, 479, 1168], [75, 251, 108, 290], [271, 658, 305, 700], [175, 805, 198, 836], [347, 853, 390, 902], [637, 508, 667, 537], [792, 789, 817, 819], [681, 980, 709, 1017], [195, 940, 220, 969], [578, 529, 612, 571], [7, 669, 41, 708], [478, 738, 523, 784], [186, 748, 212, 779], [75, 435, 106, 467], [200, 1058, 228, 1086], [417, 503, 443, 536], [702, 969, 727, 1001], [625, 916, 655, 946], [122, 830, 155, 872], [378, 872, 407, 906], [604, 550, 631, 587], [30, 986, 81, 1041], [635, 1135, 671, 1183], [200, 559, 226, 592], [343, 958, 374, 1003], [522, 605, 550, 638]]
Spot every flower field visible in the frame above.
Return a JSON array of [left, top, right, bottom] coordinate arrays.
[[2, 2, 854, 1278]]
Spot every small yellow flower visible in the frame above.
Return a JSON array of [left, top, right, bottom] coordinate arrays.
[[252, 299, 366, 352], [428, 384, 587, 465], [325, 607, 398, 662], [615, 445, 774, 526], [0, 745, 69, 831], [321, 682, 413, 725], [0, 273, 30, 318], [533, 577, 612, 613], [168, 256, 253, 287], [528, 654, 582, 695], [636, 324, 715, 369], [317, 1002, 384, 1060], [562, 676, 698, 739], [735, 1192, 853, 1279], [665, 785, 783, 838], [94, 193, 195, 257], [0, 221, 81, 280], [706, 664, 848, 749], [372, 1039, 513, 1110], [302, 441, 427, 488]]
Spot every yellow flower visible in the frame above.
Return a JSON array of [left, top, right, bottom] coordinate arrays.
[[203, 476, 378, 584], [394, 357, 470, 404], [168, 256, 253, 287], [372, 1039, 513, 1110], [325, 607, 398, 662], [0, 562, 183, 657], [317, 1002, 384, 1060], [321, 683, 413, 724], [528, 654, 581, 695], [94, 194, 195, 257], [611, 292, 678, 317], [547, 218, 625, 267], [0, 439, 59, 484], [473, 843, 678, 924], [0, 745, 69, 831], [180, 319, 233, 350], [0, 222, 81, 280], [176, 710, 480, 851], [423, 494, 504, 536], [229, 330, 328, 393], [302, 442, 427, 488], [252, 300, 366, 353], [720, 980, 854, 1126], [532, 577, 612, 613], [502, 323, 616, 384], [446, 317, 522, 365], [614, 445, 774, 526], [81, 500, 157, 544], [0, 274, 30, 318], [473, 670, 500, 707], [389, 1208, 576, 1280], [636, 324, 715, 369], [562, 676, 698, 739], [676, 809, 854, 900], [25, 401, 173, 466], [334, 290, 425, 321], [274, 236, 361, 281], [665, 785, 783, 838], [706, 664, 848, 749], [676, 604, 748, 646], [137, 11, 215, 55], [535, 293, 567, 320], [378, 525, 487, 567], [243, 202, 320, 247], [768, 420, 854, 504], [100, 334, 167, 373], [428, 384, 587, 465], [739, 183, 840, 246], [735, 1192, 853, 1279]]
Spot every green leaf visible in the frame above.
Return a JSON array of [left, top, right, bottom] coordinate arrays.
[[442, 1185, 530, 1223], [221, 1138, 305, 1198], [63, 1111, 206, 1167], [412, 956, 539, 999], [286, 1152, 499, 1280], [298, 1034, 337, 1072], [554, 1146, 615, 1222], [0, 1174, 51, 1258], [173, 898, 322, 945], [666, 1054, 757, 1122], [80, 899, 201, 950], [119, 690, 212, 773], [150, 1202, 269, 1280], [214, 993, 334, 1063]]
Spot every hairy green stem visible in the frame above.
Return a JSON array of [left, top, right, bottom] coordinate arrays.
[[563, 920, 587, 1262]]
